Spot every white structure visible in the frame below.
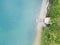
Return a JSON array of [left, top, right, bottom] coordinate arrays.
[[44, 17, 50, 25]]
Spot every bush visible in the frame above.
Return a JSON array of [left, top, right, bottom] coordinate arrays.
[[42, 0, 60, 45]]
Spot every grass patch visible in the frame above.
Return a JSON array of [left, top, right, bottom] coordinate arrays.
[[42, 0, 60, 45]]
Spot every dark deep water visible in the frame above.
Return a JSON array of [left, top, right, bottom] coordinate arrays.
[[0, 0, 42, 45]]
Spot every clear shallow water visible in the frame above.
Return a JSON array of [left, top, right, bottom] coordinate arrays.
[[0, 0, 42, 45]]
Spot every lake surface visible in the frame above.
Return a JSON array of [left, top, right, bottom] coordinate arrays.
[[0, 0, 42, 45]]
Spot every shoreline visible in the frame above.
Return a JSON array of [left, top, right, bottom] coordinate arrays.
[[33, 0, 49, 45]]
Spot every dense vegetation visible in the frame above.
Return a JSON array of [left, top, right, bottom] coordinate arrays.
[[42, 0, 60, 45]]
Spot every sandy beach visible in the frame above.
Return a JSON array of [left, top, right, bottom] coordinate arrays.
[[33, 0, 49, 45], [33, 23, 43, 45]]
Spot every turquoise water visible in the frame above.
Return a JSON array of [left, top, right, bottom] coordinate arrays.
[[0, 0, 42, 45]]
